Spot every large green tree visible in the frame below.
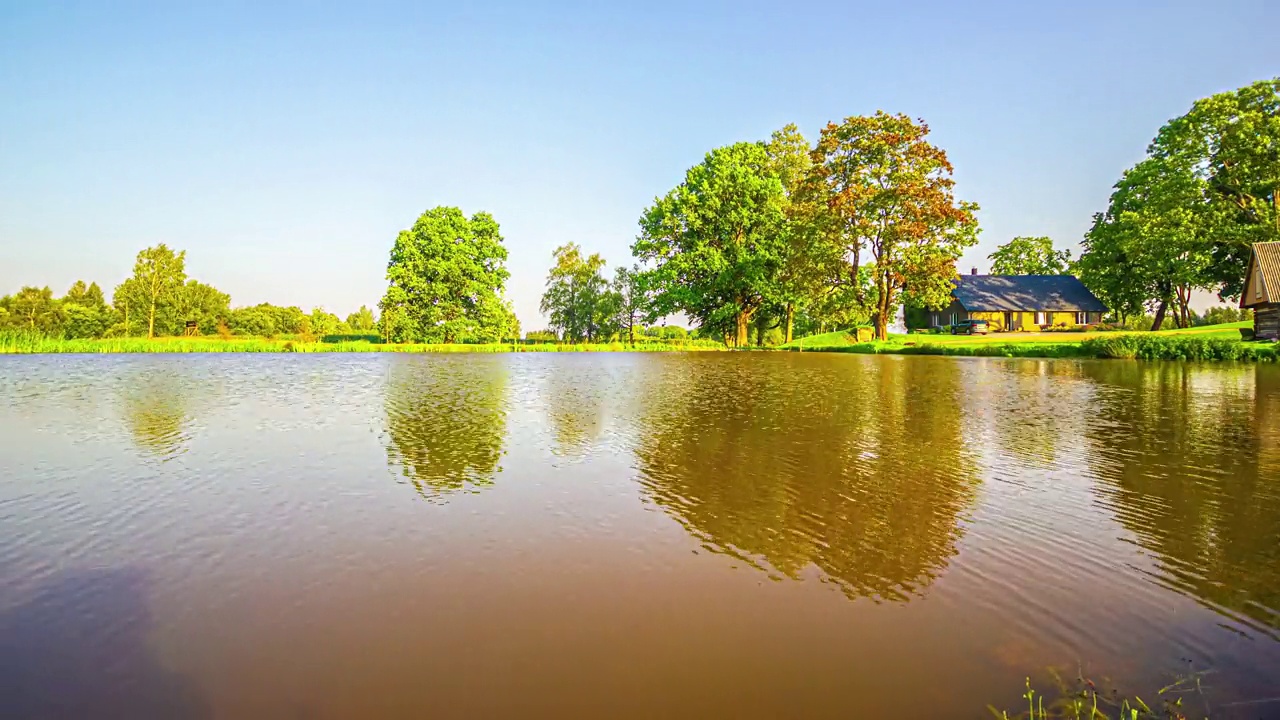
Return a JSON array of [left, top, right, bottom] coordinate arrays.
[[379, 207, 511, 343], [1085, 78, 1280, 318], [987, 236, 1072, 275], [633, 142, 789, 346], [1080, 155, 1214, 330], [806, 112, 979, 340], [1152, 78, 1280, 300], [765, 123, 820, 344]]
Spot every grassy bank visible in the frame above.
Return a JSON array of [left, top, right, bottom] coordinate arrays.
[[779, 321, 1278, 362], [0, 333, 726, 354]]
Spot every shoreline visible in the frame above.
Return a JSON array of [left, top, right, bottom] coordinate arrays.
[[0, 337, 726, 355], [2, 323, 1275, 362], [783, 335, 1277, 362]]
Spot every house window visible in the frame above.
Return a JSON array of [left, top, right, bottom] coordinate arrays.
[[1257, 271, 1264, 300], [950, 312, 958, 326], [1035, 311, 1047, 326], [1076, 312, 1088, 325]]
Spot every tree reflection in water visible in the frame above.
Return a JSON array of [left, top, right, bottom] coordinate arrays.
[[632, 354, 980, 602], [383, 356, 510, 501], [117, 362, 199, 462], [1085, 362, 1280, 637]]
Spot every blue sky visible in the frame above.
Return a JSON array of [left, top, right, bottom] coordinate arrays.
[[2, 0, 1278, 327]]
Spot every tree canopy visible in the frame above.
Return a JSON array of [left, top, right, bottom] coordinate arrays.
[[988, 236, 1072, 275], [539, 243, 620, 342], [118, 244, 188, 338], [805, 112, 979, 340], [1078, 78, 1278, 329], [633, 141, 789, 346], [379, 207, 513, 343]]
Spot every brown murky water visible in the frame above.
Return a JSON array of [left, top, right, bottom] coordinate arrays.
[[1, 353, 1278, 719]]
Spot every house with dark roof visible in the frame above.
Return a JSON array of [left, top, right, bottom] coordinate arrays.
[[926, 272, 1108, 331], [1240, 242, 1280, 340]]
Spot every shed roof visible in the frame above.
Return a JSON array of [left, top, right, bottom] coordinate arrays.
[[953, 275, 1108, 312]]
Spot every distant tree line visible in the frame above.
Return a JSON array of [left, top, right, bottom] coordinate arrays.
[[1, 244, 378, 340], [11, 81, 1273, 344]]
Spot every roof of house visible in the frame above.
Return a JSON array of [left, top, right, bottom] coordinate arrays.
[[1250, 242, 1280, 299], [952, 275, 1108, 312]]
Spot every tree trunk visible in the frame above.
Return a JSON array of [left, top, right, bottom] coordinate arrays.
[[874, 274, 891, 341], [148, 299, 156, 339], [1151, 298, 1168, 331], [1175, 286, 1190, 329], [735, 307, 754, 348], [785, 304, 794, 344]]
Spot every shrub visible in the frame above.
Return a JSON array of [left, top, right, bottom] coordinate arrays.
[[321, 333, 380, 344], [1081, 334, 1278, 362]]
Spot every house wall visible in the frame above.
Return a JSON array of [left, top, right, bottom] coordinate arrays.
[[928, 300, 968, 328], [969, 311, 1006, 331], [1256, 304, 1280, 341], [1241, 255, 1271, 308], [929, 304, 1102, 331], [967, 310, 1100, 331]]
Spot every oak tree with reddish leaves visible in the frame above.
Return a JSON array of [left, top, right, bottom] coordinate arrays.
[[805, 112, 979, 340]]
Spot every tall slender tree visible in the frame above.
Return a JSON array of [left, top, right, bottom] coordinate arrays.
[[540, 243, 616, 342], [611, 265, 648, 344], [117, 244, 187, 338]]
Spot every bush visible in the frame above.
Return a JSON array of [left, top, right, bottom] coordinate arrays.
[[1081, 334, 1278, 361], [321, 333, 380, 344]]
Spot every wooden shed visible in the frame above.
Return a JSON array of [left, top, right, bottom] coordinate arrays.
[[1240, 241, 1280, 341]]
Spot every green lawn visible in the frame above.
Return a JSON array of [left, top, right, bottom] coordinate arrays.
[[777, 321, 1274, 362]]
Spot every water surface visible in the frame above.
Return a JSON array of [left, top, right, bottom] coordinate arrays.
[[1, 353, 1278, 718]]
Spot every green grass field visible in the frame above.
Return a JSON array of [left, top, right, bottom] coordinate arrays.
[[779, 321, 1275, 362], [0, 333, 725, 354]]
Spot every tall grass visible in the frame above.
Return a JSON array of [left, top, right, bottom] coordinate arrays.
[[796, 341, 1090, 359], [1080, 334, 1278, 361], [786, 332, 1277, 363], [0, 331, 726, 354], [993, 667, 1213, 719]]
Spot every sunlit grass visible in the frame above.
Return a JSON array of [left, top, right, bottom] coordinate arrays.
[[0, 332, 726, 354], [992, 667, 1215, 719]]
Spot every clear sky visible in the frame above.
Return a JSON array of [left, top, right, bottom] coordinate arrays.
[[3, 0, 1278, 327]]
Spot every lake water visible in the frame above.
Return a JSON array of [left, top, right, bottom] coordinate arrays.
[[1, 353, 1278, 719]]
